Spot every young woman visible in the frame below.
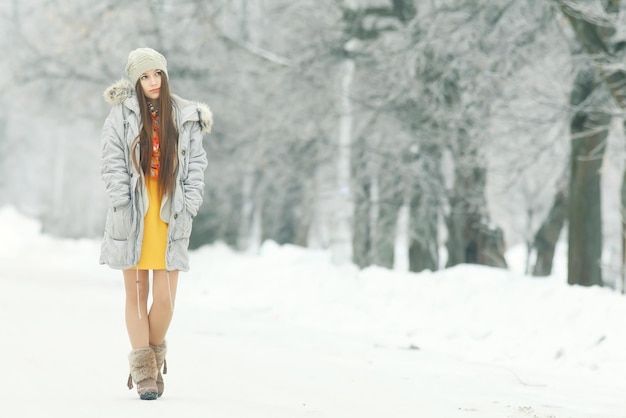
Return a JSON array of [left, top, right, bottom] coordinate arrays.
[[99, 48, 211, 400]]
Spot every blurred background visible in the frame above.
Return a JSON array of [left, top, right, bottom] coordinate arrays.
[[0, 0, 623, 288]]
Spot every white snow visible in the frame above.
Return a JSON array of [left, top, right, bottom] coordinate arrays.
[[1, 205, 624, 417]]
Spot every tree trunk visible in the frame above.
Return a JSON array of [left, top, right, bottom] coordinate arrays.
[[445, 124, 493, 268], [351, 134, 372, 267], [532, 183, 568, 276], [331, 58, 355, 265], [556, 0, 626, 287], [407, 143, 441, 272], [352, 174, 372, 268], [475, 224, 507, 268], [294, 174, 316, 248], [0, 116, 6, 199], [260, 175, 310, 246], [621, 159, 626, 292], [373, 170, 402, 269], [567, 67, 608, 286], [341, 0, 416, 267], [408, 187, 439, 272], [237, 167, 258, 250]]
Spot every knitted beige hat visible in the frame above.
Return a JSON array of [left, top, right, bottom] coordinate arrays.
[[125, 47, 168, 86]]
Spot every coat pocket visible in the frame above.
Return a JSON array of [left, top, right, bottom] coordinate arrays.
[[106, 202, 133, 240], [101, 234, 133, 268], [170, 206, 193, 240]]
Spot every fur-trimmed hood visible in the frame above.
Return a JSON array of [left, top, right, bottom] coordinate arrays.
[[103, 78, 212, 134]]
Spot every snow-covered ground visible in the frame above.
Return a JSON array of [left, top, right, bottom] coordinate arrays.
[[1, 206, 624, 417]]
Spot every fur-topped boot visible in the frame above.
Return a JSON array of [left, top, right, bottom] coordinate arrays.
[[127, 347, 158, 400], [150, 341, 167, 397]]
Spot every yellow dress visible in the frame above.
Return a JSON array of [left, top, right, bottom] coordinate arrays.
[[136, 176, 168, 270], [136, 105, 168, 270]]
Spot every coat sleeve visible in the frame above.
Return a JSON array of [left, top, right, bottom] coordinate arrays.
[[100, 106, 132, 208], [183, 119, 208, 217]]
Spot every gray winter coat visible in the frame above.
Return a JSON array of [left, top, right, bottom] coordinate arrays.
[[99, 78, 212, 271]]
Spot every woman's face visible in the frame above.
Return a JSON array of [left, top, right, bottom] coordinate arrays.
[[139, 69, 162, 100]]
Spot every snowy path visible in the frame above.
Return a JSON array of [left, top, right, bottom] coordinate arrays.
[[1, 261, 622, 418], [0, 207, 624, 418]]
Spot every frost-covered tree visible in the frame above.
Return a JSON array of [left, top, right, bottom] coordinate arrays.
[[337, 0, 417, 269], [549, 0, 626, 286], [3, 0, 623, 284], [403, 1, 559, 270]]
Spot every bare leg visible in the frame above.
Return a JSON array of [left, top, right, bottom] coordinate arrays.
[[148, 270, 178, 346], [123, 269, 150, 349]]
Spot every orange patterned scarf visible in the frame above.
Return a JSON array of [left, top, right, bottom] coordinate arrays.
[[148, 102, 160, 178]]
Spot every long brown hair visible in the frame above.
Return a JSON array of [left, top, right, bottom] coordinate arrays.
[[131, 74, 178, 197]]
